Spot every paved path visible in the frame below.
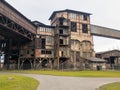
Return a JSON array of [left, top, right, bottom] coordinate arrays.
[[23, 74, 120, 90], [0, 72, 120, 90]]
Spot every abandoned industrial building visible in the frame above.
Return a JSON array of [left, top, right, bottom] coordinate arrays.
[[96, 50, 120, 70], [0, 0, 120, 70]]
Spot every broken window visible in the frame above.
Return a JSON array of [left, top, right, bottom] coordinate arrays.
[[82, 24, 88, 33], [71, 22, 77, 32]]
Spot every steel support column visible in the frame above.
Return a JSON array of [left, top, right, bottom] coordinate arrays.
[[4, 39, 12, 70]]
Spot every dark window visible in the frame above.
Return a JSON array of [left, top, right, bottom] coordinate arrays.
[[82, 24, 88, 33], [61, 51, 64, 57], [46, 50, 52, 54], [60, 39, 63, 45], [83, 14, 87, 20], [41, 50, 45, 54], [20, 54, 23, 56], [41, 50, 52, 54], [27, 50, 29, 54], [41, 38, 45, 49], [59, 29, 63, 34], [71, 22, 77, 32], [60, 21, 63, 26], [31, 54, 34, 56], [59, 18, 64, 25]]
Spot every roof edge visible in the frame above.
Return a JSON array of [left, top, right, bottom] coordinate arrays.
[[49, 9, 92, 20]]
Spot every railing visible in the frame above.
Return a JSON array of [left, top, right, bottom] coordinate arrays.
[[1, 63, 120, 70]]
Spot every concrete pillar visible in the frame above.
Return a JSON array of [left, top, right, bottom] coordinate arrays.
[[73, 51, 76, 70], [49, 59, 53, 70]]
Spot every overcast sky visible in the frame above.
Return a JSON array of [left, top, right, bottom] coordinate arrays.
[[6, 0, 120, 52]]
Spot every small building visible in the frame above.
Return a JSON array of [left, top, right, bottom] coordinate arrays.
[[89, 57, 106, 70], [96, 50, 120, 70]]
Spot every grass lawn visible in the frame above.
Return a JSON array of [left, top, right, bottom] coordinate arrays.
[[97, 82, 120, 90], [0, 74, 39, 90], [7, 70, 120, 77]]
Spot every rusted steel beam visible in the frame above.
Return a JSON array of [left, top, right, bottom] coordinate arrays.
[[0, 0, 36, 34], [0, 14, 35, 40]]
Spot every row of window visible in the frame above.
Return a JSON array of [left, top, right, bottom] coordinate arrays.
[[36, 37, 53, 49], [71, 40, 91, 47], [71, 22, 88, 33], [38, 24, 88, 33], [41, 50, 52, 54], [39, 27, 53, 33], [70, 13, 88, 20]]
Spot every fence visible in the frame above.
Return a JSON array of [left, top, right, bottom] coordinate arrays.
[[1, 63, 120, 70]]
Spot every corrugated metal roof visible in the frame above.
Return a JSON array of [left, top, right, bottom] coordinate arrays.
[[97, 49, 120, 54], [90, 57, 106, 62]]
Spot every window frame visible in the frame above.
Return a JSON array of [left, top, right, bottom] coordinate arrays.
[[82, 24, 88, 33]]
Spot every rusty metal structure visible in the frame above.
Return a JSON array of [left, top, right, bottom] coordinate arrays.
[[0, 0, 36, 69], [0, 0, 120, 70]]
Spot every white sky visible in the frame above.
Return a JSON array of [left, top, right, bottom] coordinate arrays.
[[6, 0, 120, 52]]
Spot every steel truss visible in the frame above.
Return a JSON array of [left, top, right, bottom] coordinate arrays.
[[0, 14, 35, 40]]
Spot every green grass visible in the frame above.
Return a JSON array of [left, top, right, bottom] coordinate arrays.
[[97, 82, 120, 90], [0, 74, 39, 90], [6, 70, 120, 77]]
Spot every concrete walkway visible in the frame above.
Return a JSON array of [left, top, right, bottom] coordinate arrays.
[[23, 74, 120, 90], [0, 72, 120, 90]]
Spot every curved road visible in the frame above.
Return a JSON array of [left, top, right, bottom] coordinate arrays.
[[24, 74, 120, 90], [0, 72, 120, 90]]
